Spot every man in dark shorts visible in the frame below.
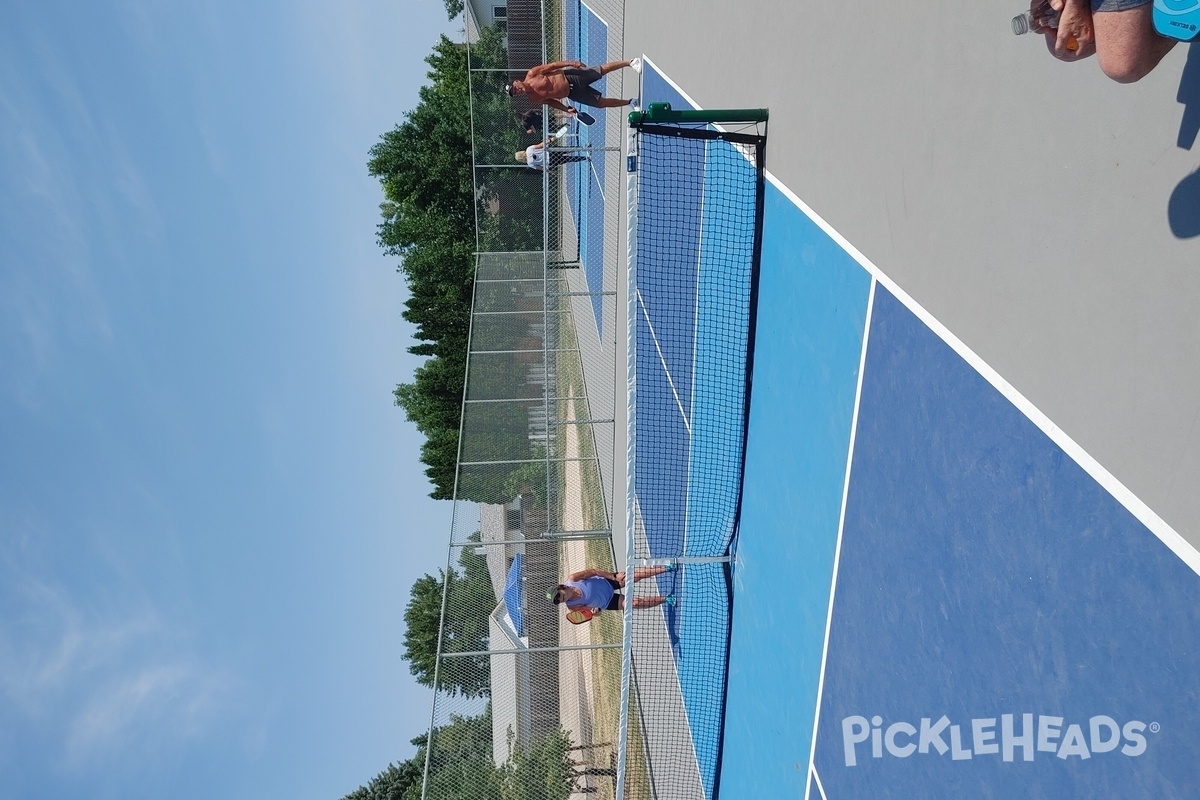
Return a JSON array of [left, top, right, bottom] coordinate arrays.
[[506, 59, 639, 117], [1033, 0, 1176, 82]]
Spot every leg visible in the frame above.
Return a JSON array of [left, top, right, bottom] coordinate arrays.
[[568, 69, 636, 109], [589, 96, 635, 108], [568, 82, 623, 109], [594, 59, 634, 76], [614, 564, 672, 586], [1092, 2, 1176, 83], [630, 565, 670, 583], [631, 595, 669, 610]]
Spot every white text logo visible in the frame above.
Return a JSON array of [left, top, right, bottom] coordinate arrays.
[[841, 714, 1153, 767]]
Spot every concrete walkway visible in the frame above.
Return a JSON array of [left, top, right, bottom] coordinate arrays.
[[557, 380, 608, 796]]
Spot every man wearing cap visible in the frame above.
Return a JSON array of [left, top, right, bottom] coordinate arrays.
[[506, 59, 639, 116]]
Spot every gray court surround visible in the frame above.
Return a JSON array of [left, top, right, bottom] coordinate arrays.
[[623, 1, 1200, 549]]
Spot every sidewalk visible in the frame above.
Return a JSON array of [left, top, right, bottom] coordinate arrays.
[[558, 388, 601, 765]]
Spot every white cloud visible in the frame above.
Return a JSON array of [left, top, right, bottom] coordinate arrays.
[[0, 569, 232, 772], [63, 662, 226, 767]]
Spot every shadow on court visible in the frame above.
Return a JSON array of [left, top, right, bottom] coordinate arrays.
[[1169, 165, 1200, 238], [1176, 42, 1200, 150], [1171, 44, 1200, 239]]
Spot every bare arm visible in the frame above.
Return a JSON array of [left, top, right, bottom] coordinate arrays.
[[568, 568, 616, 582], [543, 98, 575, 115], [527, 59, 585, 77]]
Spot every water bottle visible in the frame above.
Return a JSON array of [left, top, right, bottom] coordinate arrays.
[[1012, 5, 1058, 34], [1012, 2, 1079, 49]]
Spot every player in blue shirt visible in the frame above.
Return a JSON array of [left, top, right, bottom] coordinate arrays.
[[551, 564, 675, 616]]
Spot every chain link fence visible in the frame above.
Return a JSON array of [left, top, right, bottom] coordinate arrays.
[[420, 4, 759, 799], [419, 1, 629, 799]]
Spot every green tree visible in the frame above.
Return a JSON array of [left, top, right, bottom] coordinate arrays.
[[394, 356, 467, 497], [370, 30, 513, 500], [344, 711, 502, 800], [371, 27, 546, 500], [498, 728, 575, 800], [402, 541, 496, 697], [502, 446, 549, 509], [340, 758, 423, 800], [419, 709, 504, 800], [368, 35, 474, 497]]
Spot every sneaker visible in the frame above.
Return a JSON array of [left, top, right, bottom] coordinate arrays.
[[664, 594, 677, 607], [628, 97, 640, 110], [664, 562, 677, 572], [629, 57, 642, 73]]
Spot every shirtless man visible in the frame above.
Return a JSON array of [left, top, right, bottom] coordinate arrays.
[[505, 59, 638, 116]]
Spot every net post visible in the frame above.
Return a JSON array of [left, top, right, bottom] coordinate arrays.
[[629, 101, 770, 127]]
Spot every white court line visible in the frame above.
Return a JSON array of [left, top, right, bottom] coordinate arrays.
[[802, 279, 876, 800], [589, 157, 606, 204], [572, 5, 617, 264], [641, 56, 699, 109], [811, 765, 831, 800], [636, 288, 692, 436]]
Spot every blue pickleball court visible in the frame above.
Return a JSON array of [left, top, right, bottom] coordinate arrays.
[[637, 58, 1200, 800], [563, 1, 610, 334]]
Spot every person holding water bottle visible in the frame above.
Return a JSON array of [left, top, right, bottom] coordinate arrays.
[[1019, 0, 1176, 82]]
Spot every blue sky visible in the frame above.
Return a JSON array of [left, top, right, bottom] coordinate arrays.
[[0, 2, 460, 798]]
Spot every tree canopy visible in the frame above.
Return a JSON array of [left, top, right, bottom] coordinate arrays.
[[340, 712, 497, 800], [369, 28, 532, 500], [340, 759, 423, 800], [497, 728, 576, 800], [402, 541, 496, 697], [340, 716, 578, 800]]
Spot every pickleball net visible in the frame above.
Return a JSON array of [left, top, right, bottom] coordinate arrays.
[[619, 104, 768, 800]]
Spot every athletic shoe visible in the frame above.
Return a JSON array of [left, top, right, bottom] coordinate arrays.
[[628, 97, 640, 110], [629, 57, 642, 73], [664, 562, 677, 572], [665, 594, 677, 607]]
